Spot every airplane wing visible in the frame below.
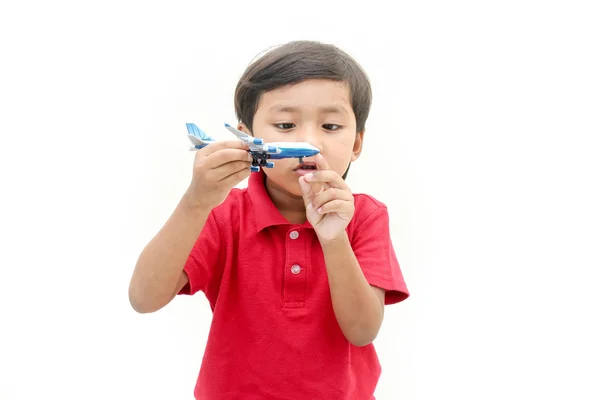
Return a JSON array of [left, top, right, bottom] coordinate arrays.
[[186, 122, 279, 155], [224, 123, 264, 146], [186, 123, 216, 149]]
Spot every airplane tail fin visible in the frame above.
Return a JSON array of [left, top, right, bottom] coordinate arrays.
[[186, 123, 215, 148]]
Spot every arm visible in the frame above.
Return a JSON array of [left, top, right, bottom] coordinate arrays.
[[128, 140, 252, 313], [298, 154, 386, 346], [320, 233, 385, 346], [128, 193, 210, 313]]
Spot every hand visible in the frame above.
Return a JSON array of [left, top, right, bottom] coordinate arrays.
[[185, 140, 252, 211], [298, 154, 355, 242]]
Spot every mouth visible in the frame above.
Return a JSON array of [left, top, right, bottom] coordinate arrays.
[[293, 161, 317, 171]]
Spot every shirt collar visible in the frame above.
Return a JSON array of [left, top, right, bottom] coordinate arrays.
[[247, 169, 312, 232]]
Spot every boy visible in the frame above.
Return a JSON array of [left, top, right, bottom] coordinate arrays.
[[129, 40, 409, 399]]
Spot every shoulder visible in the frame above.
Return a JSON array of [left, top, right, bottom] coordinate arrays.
[[353, 192, 387, 209], [347, 193, 391, 238], [206, 187, 248, 228], [352, 193, 389, 221]]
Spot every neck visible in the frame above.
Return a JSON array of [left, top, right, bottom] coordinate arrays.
[[264, 176, 307, 225]]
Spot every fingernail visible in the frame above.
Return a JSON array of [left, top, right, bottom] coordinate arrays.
[[305, 173, 313, 180], [307, 203, 313, 210], [317, 207, 323, 213]]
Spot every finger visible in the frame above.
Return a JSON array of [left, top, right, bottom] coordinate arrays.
[[205, 149, 253, 169], [312, 188, 352, 211], [298, 176, 315, 209], [201, 140, 249, 156], [220, 166, 252, 187], [304, 170, 349, 190], [314, 153, 330, 171], [310, 180, 327, 198], [300, 169, 327, 195], [317, 199, 353, 219], [205, 160, 252, 182]]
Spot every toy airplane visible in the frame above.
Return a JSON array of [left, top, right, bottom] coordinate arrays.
[[186, 122, 320, 172]]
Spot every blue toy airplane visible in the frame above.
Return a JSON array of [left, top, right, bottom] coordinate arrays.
[[186, 122, 320, 172]]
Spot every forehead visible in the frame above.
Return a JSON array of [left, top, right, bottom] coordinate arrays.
[[256, 79, 353, 117]]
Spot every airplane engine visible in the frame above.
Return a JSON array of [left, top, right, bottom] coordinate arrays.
[[252, 138, 264, 145]]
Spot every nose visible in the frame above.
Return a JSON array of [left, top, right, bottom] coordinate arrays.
[[297, 126, 322, 149]]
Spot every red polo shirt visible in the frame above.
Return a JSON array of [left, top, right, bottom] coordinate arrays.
[[179, 170, 409, 399]]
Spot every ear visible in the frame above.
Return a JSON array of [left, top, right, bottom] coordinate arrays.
[[237, 122, 253, 136], [350, 130, 364, 162]]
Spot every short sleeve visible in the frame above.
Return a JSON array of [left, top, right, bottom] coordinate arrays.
[[178, 211, 223, 298], [351, 205, 409, 305]]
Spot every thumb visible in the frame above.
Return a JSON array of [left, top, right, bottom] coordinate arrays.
[[298, 176, 313, 209], [203, 140, 249, 156]]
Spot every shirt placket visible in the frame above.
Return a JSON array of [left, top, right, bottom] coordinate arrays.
[[283, 227, 308, 308]]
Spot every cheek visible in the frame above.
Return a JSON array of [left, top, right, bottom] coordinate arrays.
[[321, 138, 355, 166], [252, 120, 283, 142]]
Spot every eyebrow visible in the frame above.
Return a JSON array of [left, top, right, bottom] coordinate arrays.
[[270, 105, 349, 115]]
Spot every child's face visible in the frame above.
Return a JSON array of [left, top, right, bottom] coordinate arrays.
[[238, 79, 363, 197]]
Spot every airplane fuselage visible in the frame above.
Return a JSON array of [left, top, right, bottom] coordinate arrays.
[[193, 142, 319, 160], [187, 123, 320, 171], [256, 142, 320, 159]]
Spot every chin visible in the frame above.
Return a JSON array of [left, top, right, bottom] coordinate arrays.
[[280, 180, 303, 197], [287, 185, 303, 197], [263, 170, 303, 197]]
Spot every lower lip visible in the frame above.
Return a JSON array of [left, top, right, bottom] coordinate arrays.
[[294, 168, 315, 176]]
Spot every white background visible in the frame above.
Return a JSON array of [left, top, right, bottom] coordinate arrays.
[[1, 1, 599, 399]]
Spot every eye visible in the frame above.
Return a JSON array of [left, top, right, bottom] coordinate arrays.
[[275, 123, 295, 130], [323, 124, 342, 131]]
